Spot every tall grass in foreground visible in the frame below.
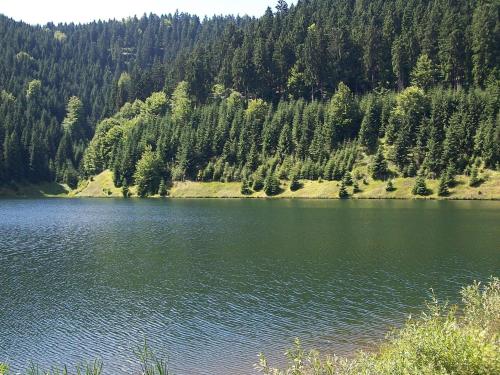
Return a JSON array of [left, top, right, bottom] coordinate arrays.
[[256, 278, 500, 375], [0, 342, 169, 375], [1, 279, 498, 375]]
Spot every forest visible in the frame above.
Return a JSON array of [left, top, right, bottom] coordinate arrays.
[[0, 0, 498, 196]]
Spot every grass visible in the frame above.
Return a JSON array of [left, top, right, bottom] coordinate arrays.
[[0, 342, 169, 375], [2, 168, 499, 200], [0, 181, 70, 198], [256, 277, 500, 375], [71, 170, 126, 198]]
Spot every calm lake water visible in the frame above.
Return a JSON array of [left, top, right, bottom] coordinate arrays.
[[0, 199, 499, 374]]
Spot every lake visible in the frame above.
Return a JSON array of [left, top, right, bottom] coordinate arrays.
[[0, 199, 499, 374]]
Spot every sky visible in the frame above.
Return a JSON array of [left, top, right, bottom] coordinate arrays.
[[0, 0, 297, 25]]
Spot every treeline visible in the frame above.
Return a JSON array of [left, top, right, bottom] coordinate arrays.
[[83, 80, 499, 196], [0, 0, 499, 187]]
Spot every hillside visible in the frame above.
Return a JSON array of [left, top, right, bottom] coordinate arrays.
[[0, 0, 498, 194]]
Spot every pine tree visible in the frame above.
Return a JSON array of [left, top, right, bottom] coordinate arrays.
[[264, 172, 280, 196], [289, 173, 301, 191], [158, 178, 168, 197], [438, 175, 449, 197], [353, 180, 360, 193], [371, 145, 388, 180], [240, 178, 252, 195], [121, 181, 130, 198], [412, 175, 429, 196], [338, 180, 349, 199], [469, 165, 480, 187], [342, 171, 353, 186]]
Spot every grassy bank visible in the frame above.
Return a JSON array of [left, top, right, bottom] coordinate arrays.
[[71, 169, 500, 200], [2, 169, 500, 200], [1, 279, 498, 375], [0, 181, 70, 198]]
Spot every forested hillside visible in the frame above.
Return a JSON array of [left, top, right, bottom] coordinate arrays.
[[0, 0, 498, 196]]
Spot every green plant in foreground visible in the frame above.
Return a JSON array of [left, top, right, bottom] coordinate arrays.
[[0, 363, 8, 375], [24, 360, 102, 375], [256, 278, 500, 375], [135, 340, 170, 375]]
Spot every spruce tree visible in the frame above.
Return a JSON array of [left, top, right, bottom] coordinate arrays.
[[438, 175, 449, 197], [289, 173, 301, 191], [386, 180, 395, 192], [412, 175, 429, 196], [158, 178, 168, 197], [338, 180, 349, 199], [121, 180, 130, 198], [264, 172, 280, 196], [240, 178, 252, 195], [342, 171, 353, 186], [253, 176, 264, 192], [469, 166, 480, 187], [353, 181, 360, 193], [371, 145, 388, 180]]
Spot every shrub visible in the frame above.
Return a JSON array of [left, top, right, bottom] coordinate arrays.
[[256, 278, 500, 375], [385, 180, 395, 192]]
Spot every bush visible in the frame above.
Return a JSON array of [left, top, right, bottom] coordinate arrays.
[[385, 180, 395, 192], [257, 278, 500, 375]]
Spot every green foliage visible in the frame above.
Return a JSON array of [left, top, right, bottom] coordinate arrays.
[[371, 145, 388, 180], [121, 181, 130, 198], [62, 96, 85, 135], [257, 278, 500, 375], [0, 2, 498, 188], [158, 178, 168, 197], [53, 31, 67, 42], [0, 363, 8, 375], [135, 341, 170, 375], [338, 180, 349, 199], [342, 172, 353, 186], [385, 180, 395, 192], [411, 54, 437, 90], [144, 92, 168, 116], [134, 147, 161, 197], [469, 165, 480, 187], [412, 175, 429, 196], [240, 178, 252, 195], [171, 81, 191, 124], [264, 172, 280, 196], [438, 175, 449, 197], [25, 360, 102, 375], [253, 175, 264, 192], [289, 173, 301, 191], [26, 79, 41, 100]]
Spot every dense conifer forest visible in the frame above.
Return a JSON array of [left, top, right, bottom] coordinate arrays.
[[0, 0, 498, 196]]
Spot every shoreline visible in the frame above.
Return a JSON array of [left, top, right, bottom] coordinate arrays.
[[2, 169, 499, 201]]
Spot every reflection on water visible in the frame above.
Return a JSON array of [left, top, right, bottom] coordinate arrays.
[[0, 199, 499, 374]]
